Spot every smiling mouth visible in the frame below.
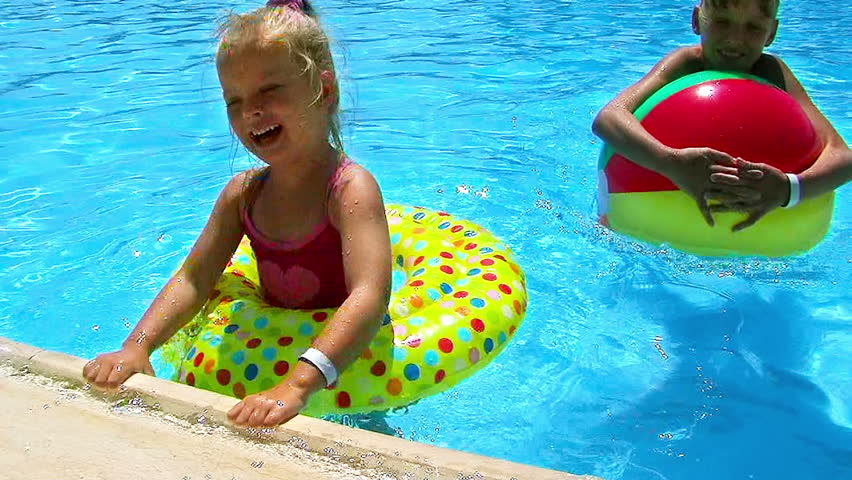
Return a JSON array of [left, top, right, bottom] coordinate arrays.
[[250, 124, 282, 146]]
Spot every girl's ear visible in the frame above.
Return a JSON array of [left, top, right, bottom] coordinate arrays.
[[692, 6, 701, 35], [320, 70, 338, 110]]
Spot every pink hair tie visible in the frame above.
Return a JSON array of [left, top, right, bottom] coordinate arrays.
[[267, 0, 305, 10]]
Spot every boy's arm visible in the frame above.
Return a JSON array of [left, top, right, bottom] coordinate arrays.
[[778, 58, 852, 199], [592, 47, 742, 225]]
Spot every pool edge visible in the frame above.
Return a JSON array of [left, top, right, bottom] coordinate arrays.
[[0, 336, 599, 480]]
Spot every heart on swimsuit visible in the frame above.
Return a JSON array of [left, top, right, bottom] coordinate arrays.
[[261, 262, 321, 308]]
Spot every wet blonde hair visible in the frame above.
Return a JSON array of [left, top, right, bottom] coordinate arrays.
[[215, 1, 344, 153], [700, 0, 780, 17]]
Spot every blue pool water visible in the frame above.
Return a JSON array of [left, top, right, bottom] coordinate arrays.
[[1, 0, 850, 478]]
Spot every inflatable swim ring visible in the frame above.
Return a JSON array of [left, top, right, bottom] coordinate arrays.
[[598, 70, 834, 257], [162, 204, 527, 415]]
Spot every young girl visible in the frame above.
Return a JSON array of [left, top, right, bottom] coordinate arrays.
[[83, 0, 392, 428], [593, 0, 851, 231]]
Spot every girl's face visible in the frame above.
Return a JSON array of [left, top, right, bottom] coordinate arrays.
[[217, 45, 334, 164], [693, 1, 778, 72]]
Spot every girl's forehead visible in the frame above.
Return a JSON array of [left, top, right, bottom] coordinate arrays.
[[218, 46, 299, 78]]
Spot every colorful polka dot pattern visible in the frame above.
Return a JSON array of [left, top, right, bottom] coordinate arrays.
[[161, 204, 528, 416]]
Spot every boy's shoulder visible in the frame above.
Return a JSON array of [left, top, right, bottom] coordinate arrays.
[[752, 53, 787, 90]]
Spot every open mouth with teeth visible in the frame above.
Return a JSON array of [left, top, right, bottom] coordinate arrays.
[[250, 124, 282, 147]]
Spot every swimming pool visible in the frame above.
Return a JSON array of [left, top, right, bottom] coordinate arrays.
[[1, 0, 849, 478]]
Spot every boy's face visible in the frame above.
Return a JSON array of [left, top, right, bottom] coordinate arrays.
[[692, 0, 779, 72]]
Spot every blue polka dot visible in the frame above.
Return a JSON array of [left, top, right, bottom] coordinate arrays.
[[245, 364, 259, 381], [498, 332, 507, 344], [224, 324, 239, 334], [209, 335, 223, 347], [396, 255, 404, 267], [467, 268, 482, 276], [427, 289, 441, 300], [186, 347, 197, 360], [231, 351, 246, 366], [201, 331, 212, 342], [408, 316, 426, 327], [390, 232, 402, 245], [262, 348, 277, 361], [457, 278, 471, 287], [412, 268, 426, 277], [464, 230, 478, 237], [299, 323, 314, 336], [457, 252, 468, 260], [414, 240, 428, 251], [438, 221, 451, 230], [254, 317, 269, 330], [471, 298, 486, 308], [404, 363, 421, 381], [458, 328, 473, 343], [440, 283, 453, 294], [231, 300, 244, 313], [428, 257, 442, 266], [382, 313, 392, 326], [392, 270, 407, 293], [413, 212, 426, 220], [424, 350, 440, 366], [479, 247, 494, 254], [393, 347, 408, 361], [484, 338, 495, 354]]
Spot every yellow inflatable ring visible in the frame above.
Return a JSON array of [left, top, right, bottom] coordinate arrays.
[[162, 204, 528, 415]]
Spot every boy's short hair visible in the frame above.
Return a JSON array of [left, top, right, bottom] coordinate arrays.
[[700, 0, 780, 17]]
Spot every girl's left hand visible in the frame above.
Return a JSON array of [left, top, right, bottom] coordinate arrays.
[[227, 383, 310, 428], [706, 159, 791, 231]]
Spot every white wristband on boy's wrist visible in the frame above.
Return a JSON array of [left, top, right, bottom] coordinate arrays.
[[782, 173, 801, 209], [299, 347, 338, 387]]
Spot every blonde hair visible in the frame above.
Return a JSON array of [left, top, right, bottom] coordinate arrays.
[[215, 1, 344, 153], [699, 0, 780, 17]]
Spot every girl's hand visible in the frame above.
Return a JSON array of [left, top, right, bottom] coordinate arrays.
[[83, 347, 155, 390], [227, 383, 310, 428], [708, 159, 790, 231]]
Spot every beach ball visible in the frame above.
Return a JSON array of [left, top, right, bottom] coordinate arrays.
[[597, 70, 833, 257]]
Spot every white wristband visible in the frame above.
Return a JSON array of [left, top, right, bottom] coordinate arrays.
[[299, 347, 338, 387], [783, 173, 801, 209]]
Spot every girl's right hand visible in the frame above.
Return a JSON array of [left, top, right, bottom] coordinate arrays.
[[83, 346, 155, 391]]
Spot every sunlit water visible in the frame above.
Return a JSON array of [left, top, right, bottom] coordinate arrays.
[[1, 1, 849, 478]]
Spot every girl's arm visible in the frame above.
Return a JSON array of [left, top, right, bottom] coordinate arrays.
[[228, 164, 391, 427], [83, 173, 247, 389]]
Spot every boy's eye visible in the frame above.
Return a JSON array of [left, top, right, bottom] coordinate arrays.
[[261, 85, 284, 94]]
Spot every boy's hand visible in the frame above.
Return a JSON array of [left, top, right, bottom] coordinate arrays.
[[708, 160, 790, 231], [665, 147, 748, 226], [227, 383, 309, 428], [83, 347, 155, 390]]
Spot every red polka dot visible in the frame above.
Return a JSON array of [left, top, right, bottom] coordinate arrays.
[[414, 256, 425, 266], [440, 252, 454, 259], [409, 280, 424, 287], [499, 284, 512, 294], [480, 258, 495, 266], [440, 265, 454, 275], [471, 318, 485, 332], [464, 243, 478, 250], [274, 361, 290, 376], [453, 291, 469, 298], [483, 273, 498, 281], [435, 370, 446, 383], [312, 312, 328, 322], [451, 225, 464, 233], [509, 325, 517, 335], [216, 369, 231, 386], [186, 372, 196, 386], [232, 270, 245, 278], [387, 378, 402, 396], [514, 299, 523, 314], [438, 338, 454, 353], [246, 338, 262, 349], [337, 392, 351, 408], [494, 254, 507, 262], [438, 212, 450, 217], [193, 352, 205, 367], [233, 382, 246, 399], [278, 336, 294, 347], [242, 280, 255, 289], [371, 361, 387, 376]]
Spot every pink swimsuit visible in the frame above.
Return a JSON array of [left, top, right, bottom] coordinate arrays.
[[242, 158, 353, 309]]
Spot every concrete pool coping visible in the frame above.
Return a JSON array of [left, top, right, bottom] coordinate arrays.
[[0, 336, 599, 480]]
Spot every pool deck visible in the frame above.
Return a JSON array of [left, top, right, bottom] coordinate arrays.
[[0, 337, 599, 480]]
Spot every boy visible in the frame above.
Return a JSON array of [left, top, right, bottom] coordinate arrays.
[[592, 0, 851, 231]]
